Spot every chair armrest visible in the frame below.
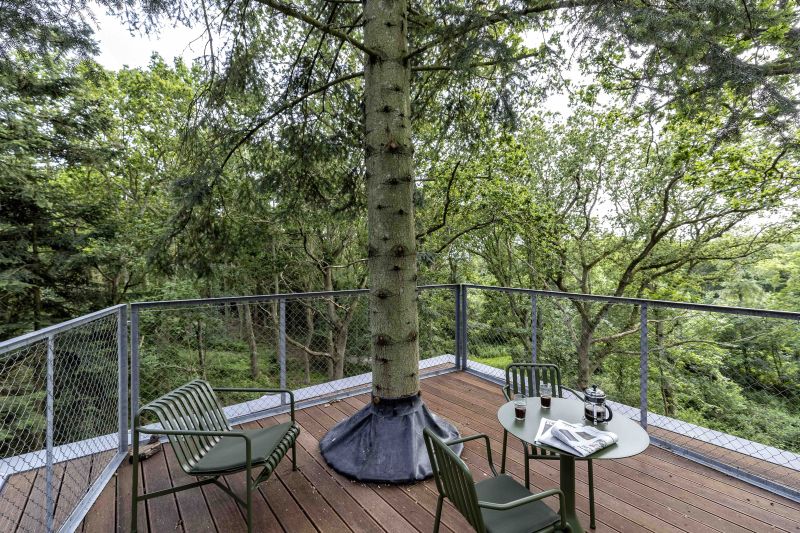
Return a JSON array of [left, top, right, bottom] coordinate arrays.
[[478, 488, 566, 522], [142, 427, 251, 440], [214, 387, 296, 421], [445, 434, 497, 477], [136, 428, 253, 468], [560, 386, 584, 400], [502, 384, 511, 402]]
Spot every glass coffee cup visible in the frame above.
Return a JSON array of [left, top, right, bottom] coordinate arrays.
[[540, 383, 552, 408], [513, 393, 527, 419]]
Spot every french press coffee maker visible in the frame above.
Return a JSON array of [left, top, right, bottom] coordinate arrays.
[[583, 384, 613, 424]]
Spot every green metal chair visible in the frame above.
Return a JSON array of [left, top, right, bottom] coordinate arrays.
[[423, 428, 570, 533], [500, 363, 596, 529], [130, 380, 300, 533]]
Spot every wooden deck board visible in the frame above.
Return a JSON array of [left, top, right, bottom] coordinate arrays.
[[267, 415, 416, 533], [17, 462, 66, 533], [75, 371, 799, 532], [54, 453, 92, 529], [0, 468, 37, 533]]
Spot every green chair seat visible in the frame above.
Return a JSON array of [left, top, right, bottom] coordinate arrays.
[[476, 474, 560, 533], [191, 422, 296, 474]]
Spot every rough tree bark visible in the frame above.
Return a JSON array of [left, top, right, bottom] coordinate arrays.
[[302, 306, 313, 384], [364, 0, 419, 401], [194, 320, 206, 379], [319, 0, 460, 483], [241, 303, 260, 379], [654, 309, 675, 416]]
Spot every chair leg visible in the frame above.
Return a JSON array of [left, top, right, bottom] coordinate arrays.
[[501, 429, 508, 473], [130, 428, 140, 533], [292, 440, 298, 470], [523, 443, 530, 489], [588, 459, 596, 529], [433, 495, 444, 533], [246, 479, 253, 533]]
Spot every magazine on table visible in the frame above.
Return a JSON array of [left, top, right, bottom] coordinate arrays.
[[533, 418, 618, 457]]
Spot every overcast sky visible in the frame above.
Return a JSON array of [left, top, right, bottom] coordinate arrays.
[[92, 7, 205, 70]]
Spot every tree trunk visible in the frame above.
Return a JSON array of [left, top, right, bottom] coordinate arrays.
[[333, 322, 348, 380], [32, 223, 41, 331], [326, 328, 335, 380], [272, 239, 280, 346], [320, 0, 461, 484], [194, 320, 206, 379], [303, 307, 313, 384], [241, 303, 259, 379], [577, 314, 594, 389], [364, 0, 418, 400], [654, 310, 675, 416]]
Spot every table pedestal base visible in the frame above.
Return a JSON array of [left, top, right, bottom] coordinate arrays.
[[559, 455, 585, 533]]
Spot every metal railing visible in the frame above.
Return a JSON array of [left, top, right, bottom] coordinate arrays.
[[129, 286, 457, 429], [128, 283, 799, 500], [0, 305, 128, 533], [1, 282, 797, 533]]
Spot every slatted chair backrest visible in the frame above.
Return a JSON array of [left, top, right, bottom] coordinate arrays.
[[141, 380, 232, 473], [505, 363, 564, 399], [423, 428, 486, 533]]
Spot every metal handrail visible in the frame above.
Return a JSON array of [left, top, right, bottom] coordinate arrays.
[[129, 284, 460, 310], [462, 283, 800, 321], [129, 283, 798, 320], [0, 304, 126, 354]]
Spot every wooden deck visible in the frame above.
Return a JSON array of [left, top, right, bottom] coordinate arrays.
[[76, 371, 799, 532]]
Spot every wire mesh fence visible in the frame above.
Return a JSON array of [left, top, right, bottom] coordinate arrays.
[[462, 285, 800, 497], [418, 287, 457, 362], [643, 308, 800, 492], [133, 287, 459, 424], [0, 306, 125, 533]]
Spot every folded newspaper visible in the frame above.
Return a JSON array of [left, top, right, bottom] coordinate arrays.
[[534, 418, 618, 457]]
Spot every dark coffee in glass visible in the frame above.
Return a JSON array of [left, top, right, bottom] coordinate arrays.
[[585, 406, 609, 423], [513, 393, 526, 420], [541, 395, 552, 408]]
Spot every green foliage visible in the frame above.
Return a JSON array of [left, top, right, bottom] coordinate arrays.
[[1, 0, 799, 463]]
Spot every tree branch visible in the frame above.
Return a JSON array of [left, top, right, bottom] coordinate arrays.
[[253, 0, 379, 56], [416, 160, 460, 240], [411, 52, 540, 72], [220, 70, 364, 171], [405, 0, 599, 61], [286, 334, 333, 360], [432, 216, 497, 254], [592, 325, 641, 345]]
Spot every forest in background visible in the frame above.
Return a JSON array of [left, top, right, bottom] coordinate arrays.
[[1, 2, 799, 454]]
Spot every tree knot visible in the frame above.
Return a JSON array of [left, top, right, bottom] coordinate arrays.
[[376, 334, 391, 346]]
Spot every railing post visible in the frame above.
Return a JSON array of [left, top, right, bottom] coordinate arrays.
[[45, 335, 55, 533], [639, 303, 649, 429], [454, 286, 462, 370], [531, 294, 538, 364], [279, 298, 287, 404], [118, 306, 129, 454], [130, 306, 140, 445], [461, 285, 469, 370]]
